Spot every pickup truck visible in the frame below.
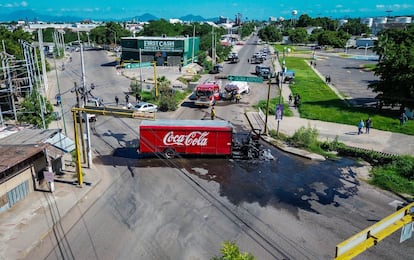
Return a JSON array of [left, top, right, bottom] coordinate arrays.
[[228, 52, 239, 63], [255, 65, 273, 79]]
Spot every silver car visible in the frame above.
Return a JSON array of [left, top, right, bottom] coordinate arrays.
[[133, 102, 158, 113]]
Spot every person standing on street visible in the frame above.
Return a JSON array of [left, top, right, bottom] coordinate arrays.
[[125, 94, 129, 104], [115, 96, 119, 106], [211, 106, 216, 120], [56, 94, 61, 106], [235, 93, 241, 104], [358, 119, 364, 135], [365, 117, 372, 134]]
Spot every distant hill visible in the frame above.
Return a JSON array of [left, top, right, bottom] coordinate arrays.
[[0, 9, 218, 23], [179, 14, 208, 22], [130, 13, 159, 22]]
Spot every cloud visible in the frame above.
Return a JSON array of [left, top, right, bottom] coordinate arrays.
[[2, 1, 28, 8]]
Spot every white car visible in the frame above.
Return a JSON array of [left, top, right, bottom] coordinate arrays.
[[133, 102, 158, 113]]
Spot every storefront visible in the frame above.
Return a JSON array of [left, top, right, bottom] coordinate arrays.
[[120, 36, 200, 66]]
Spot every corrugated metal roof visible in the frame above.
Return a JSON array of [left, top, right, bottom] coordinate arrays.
[[0, 144, 49, 172], [0, 128, 74, 153], [45, 132, 75, 153]]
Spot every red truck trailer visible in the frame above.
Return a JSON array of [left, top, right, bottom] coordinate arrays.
[[139, 119, 233, 158], [139, 119, 273, 160]]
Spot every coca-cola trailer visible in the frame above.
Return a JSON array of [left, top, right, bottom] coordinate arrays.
[[139, 119, 232, 158], [138, 119, 271, 159]]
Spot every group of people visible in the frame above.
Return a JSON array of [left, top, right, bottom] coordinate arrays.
[[288, 93, 301, 108], [399, 112, 408, 125], [114, 93, 142, 107], [325, 75, 331, 84], [357, 117, 372, 135]]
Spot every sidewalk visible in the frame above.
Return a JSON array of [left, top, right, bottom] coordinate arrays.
[[246, 111, 414, 156], [0, 161, 102, 259]]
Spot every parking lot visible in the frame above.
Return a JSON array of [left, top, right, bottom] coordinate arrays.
[[314, 50, 379, 107]]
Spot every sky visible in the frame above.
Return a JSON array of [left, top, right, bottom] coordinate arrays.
[[0, 0, 413, 21]]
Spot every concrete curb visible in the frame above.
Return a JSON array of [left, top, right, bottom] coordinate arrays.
[[244, 112, 326, 161]]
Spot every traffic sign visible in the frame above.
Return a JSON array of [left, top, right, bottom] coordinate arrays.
[[227, 75, 263, 83], [124, 62, 152, 69]]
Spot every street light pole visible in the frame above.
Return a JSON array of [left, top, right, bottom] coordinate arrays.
[[264, 79, 271, 135]]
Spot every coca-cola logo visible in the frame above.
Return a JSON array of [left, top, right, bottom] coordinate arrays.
[[163, 131, 209, 146]]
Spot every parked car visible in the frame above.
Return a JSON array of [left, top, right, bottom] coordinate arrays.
[[209, 64, 224, 74], [133, 102, 158, 113]]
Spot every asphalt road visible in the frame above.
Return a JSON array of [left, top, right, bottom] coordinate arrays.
[[27, 43, 414, 259]]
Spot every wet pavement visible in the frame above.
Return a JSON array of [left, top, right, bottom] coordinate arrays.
[[133, 144, 361, 217]]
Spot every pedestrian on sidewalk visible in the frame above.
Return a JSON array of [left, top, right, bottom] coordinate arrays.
[[357, 119, 364, 135], [125, 94, 129, 104], [399, 112, 408, 125], [288, 94, 292, 104], [211, 106, 216, 120], [115, 96, 119, 106], [56, 94, 61, 106], [365, 117, 372, 134], [136, 93, 141, 102]]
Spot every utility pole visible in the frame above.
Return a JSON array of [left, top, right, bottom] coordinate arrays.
[[139, 48, 143, 90], [3, 58, 18, 122], [212, 26, 216, 66], [72, 109, 83, 187], [264, 79, 271, 135], [22, 41, 46, 129], [153, 62, 158, 97], [79, 41, 92, 168], [192, 23, 195, 63], [72, 82, 87, 164], [37, 29, 49, 92], [53, 54, 67, 135]]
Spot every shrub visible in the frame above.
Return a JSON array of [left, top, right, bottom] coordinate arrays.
[[390, 156, 414, 179], [158, 94, 177, 111], [290, 125, 319, 149]]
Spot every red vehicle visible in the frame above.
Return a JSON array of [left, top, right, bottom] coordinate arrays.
[[194, 82, 221, 107], [139, 119, 233, 158]]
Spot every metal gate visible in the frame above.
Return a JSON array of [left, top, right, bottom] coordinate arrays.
[[7, 180, 29, 208]]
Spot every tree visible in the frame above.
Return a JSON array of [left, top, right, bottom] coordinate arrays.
[[89, 22, 131, 45], [296, 14, 313, 28], [338, 18, 370, 36], [212, 241, 255, 260], [239, 22, 257, 38], [139, 19, 182, 37], [258, 24, 282, 42], [316, 30, 348, 48], [18, 85, 54, 128], [0, 26, 32, 59], [369, 25, 414, 109], [288, 27, 308, 44]]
